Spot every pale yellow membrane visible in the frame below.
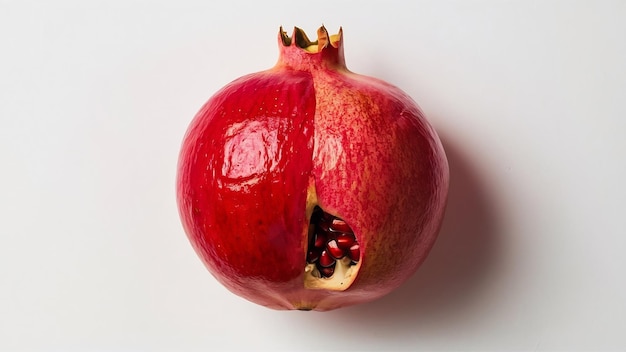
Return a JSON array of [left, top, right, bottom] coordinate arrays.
[[304, 257, 361, 290]]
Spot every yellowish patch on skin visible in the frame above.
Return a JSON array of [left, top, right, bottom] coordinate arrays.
[[304, 177, 318, 220]]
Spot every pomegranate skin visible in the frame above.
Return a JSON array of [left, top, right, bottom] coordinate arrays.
[[177, 27, 449, 311]]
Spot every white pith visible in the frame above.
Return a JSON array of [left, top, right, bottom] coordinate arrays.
[[304, 257, 360, 290]]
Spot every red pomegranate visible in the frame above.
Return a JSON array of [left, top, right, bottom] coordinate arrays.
[[177, 26, 449, 311]]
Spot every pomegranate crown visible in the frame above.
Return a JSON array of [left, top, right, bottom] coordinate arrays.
[[279, 25, 343, 52], [277, 25, 346, 69]]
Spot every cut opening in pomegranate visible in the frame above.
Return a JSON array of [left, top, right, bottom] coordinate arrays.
[[303, 206, 361, 290]]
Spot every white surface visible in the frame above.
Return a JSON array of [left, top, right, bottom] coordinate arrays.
[[1, 0, 625, 350]]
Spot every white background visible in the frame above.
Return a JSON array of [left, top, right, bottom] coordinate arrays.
[[1, 0, 625, 350]]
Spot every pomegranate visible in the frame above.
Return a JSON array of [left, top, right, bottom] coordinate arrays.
[[177, 26, 449, 311]]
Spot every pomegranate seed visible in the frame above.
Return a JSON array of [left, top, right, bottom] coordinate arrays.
[[330, 219, 352, 233], [318, 250, 335, 267], [326, 239, 345, 259], [348, 244, 360, 262], [313, 231, 327, 248], [336, 233, 355, 249], [306, 206, 360, 277], [306, 249, 321, 263], [319, 266, 335, 278]]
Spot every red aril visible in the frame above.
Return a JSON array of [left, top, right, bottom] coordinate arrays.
[[335, 233, 354, 249], [177, 26, 449, 311], [348, 244, 361, 264], [326, 240, 345, 260], [318, 250, 336, 268]]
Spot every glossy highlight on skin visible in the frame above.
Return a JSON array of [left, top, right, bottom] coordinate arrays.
[[177, 26, 449, 311]]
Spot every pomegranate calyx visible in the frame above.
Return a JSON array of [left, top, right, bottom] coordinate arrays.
[[280, 25, 341, 52], [277, 26, 346, 70]]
